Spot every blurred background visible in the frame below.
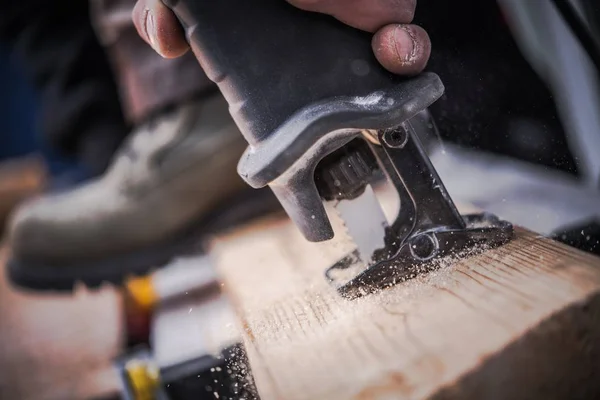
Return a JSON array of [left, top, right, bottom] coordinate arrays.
[[0, 44, 125, 400], [0, 0, 599, 399]]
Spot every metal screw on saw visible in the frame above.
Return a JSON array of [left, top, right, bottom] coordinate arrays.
[[382, 127, 409, 149], [409, 234, 439, 260]]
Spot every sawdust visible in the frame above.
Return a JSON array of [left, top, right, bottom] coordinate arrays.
[[230, 241, 494, 345], [353, 92, 385, 107], [222, 345, 259, 400], [329, 240, 499, 300]]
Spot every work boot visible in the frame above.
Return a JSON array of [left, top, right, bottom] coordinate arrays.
[[7, 93, 256, 291]]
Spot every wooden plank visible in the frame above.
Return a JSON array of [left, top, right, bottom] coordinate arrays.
[[210, 205, 600, 400]]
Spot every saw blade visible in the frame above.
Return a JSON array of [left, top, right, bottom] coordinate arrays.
[[335, 184, 389, 263]]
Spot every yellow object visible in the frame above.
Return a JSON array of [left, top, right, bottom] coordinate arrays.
[[126, 275, 158, 311], [125, 359, 161, 400]]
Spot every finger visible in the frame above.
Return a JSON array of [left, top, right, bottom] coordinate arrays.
[[132, 0, 189, 58], [288, 0, 416, 32], [372, 24, 431, 76]]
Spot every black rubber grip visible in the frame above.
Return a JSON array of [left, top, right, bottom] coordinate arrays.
[[164, 0, 409, 146]]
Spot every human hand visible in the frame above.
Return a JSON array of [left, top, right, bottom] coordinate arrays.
[[132, 0, 430, 75]]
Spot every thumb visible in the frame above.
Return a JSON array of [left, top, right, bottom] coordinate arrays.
[[372, 24, 431, 76], [132, 0, 190, 58]]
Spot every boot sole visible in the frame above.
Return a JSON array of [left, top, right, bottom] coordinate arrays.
[[7, 232, 204, 291], [7, 188, 282, 292]]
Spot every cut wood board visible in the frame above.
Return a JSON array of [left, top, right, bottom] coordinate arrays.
[[210, 206, 600, 400]]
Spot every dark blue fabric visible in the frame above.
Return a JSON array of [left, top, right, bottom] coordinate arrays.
[[0, 45, 91, 183], [0, 45, 38, 160], [0, 0, 129, 175]]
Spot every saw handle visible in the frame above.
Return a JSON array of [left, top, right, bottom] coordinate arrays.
[[163, 0, 409, 146]]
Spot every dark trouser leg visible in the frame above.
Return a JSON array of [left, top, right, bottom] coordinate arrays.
[[0, 0, 130, 175]]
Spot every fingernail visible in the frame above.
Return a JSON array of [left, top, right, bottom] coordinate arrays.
[[145, 9, 158, 51], [393, 25, 417, 63]]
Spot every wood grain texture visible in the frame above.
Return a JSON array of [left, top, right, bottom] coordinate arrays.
[[210, 208, 600, 400]]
